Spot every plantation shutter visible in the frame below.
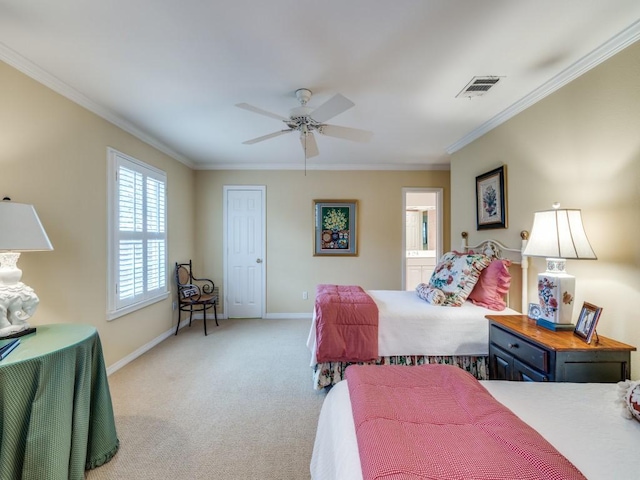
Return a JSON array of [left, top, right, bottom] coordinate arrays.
[[146, 176, 166, 294], [110, 149, 167, 313]]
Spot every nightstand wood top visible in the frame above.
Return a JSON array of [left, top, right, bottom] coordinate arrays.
[[486, 314, 637, 352]]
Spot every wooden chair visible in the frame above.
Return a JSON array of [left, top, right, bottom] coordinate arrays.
[[175, 260, 218, 336]]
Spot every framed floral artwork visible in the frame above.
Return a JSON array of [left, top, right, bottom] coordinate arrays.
[[476, 165, 507, 230], [314, 200, 358, 256]]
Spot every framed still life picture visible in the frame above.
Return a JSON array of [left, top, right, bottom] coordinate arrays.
[[314, 200, 358, 256], [574, 302, 602, 344], [476, 165, 507, 230]]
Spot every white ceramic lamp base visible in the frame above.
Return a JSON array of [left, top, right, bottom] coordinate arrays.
[[0, 252, 40, 338]]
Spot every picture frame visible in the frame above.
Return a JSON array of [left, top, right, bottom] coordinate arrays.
[[476, 165, 507, 230], [527, 303, 541, 320], [574, 302, 602, 344], [314, 200, 358, 256]]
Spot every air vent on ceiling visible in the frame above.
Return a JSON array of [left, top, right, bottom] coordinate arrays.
[[456, 76, 503, 98]]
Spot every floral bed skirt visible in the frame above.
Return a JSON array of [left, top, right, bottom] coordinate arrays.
[[312, 355, 488, 390]]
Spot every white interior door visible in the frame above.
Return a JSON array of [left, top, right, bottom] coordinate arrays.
[[224, 186, 265, 318]]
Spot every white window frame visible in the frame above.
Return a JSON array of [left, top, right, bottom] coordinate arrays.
[[107, 147, 169, 320]]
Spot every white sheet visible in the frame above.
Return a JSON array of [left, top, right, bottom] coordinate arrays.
[[307, 290, 518, 365], [310, 380, 640, 480]]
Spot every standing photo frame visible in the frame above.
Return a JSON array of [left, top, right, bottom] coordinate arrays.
[[527, 303, 541, 320], [314, 200, 358, 256], [574, 302, 602, 344], [476, 165, 507, 230]]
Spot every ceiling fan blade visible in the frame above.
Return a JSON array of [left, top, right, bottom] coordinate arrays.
[[236, 103, 289, 122], [242, 129, 292, 145], [319, 124, 373, 143], [300, 132, 319, 158], [310, 94, 354, 123]]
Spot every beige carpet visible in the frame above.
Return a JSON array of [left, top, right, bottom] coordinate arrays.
[[86, 318, 326, 480]]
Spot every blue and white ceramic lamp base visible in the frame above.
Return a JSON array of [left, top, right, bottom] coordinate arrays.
[[536, 268, 576, 326]]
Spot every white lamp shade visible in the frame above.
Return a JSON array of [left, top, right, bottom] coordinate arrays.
[[523, 208, 596, 259], [0, 201, 53, 251]]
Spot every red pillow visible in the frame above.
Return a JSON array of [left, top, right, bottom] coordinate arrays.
[[468, 259, 511, 310]]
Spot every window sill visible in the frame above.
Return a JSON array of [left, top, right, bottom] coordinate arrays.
[[107, 291, 170, 321]]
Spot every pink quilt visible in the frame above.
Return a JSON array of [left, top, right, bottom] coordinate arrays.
[[346, 364, 586, 480], [314, 284, 378, 363]]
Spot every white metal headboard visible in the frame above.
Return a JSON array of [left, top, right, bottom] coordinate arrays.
[[460, 231, 530, 311]]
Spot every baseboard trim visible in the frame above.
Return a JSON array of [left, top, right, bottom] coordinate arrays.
[[195, 312, 311, 320], [264, 313, 312, 320], [106, 318, 190, 376]]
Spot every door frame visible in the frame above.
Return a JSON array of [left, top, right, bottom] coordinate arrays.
[[223, 185, 267, 318], [401, 187, 443, 290]]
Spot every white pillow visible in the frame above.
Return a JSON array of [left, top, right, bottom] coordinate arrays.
[[415, 283, 445, 305]]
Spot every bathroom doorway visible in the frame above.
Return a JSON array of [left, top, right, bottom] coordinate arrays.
[[402, 188, 442, 290]]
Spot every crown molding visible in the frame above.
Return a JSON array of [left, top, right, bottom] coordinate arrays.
[[0, 42, 195, 168], [195, 161, 450, 171], [446, 19, 640, 154]]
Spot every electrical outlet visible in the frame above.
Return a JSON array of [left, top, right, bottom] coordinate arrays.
[[302, 291, 308, 300], [172, 301, 177, 311]]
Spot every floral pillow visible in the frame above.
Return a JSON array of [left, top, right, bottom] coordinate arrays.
[[427, 252, 491, 306], [617, 380, 640, 423], [415, 283, 445, 305]]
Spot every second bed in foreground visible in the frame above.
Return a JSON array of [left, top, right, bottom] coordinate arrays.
[[311, 364, 640, 480]]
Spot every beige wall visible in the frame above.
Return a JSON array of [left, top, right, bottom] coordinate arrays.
[[450, 42, 640, 379], [0, 61, 197, 367], [195, 170, 450, 314]]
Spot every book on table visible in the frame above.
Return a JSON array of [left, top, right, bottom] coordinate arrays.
[[0, 338, 20, 360]]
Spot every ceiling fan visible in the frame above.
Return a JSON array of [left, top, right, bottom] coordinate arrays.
[[236, 88, 372, 158]]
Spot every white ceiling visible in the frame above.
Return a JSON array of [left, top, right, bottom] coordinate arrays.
[[1, 1, 639, 170]]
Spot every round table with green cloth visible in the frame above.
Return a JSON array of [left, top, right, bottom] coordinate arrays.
[[0, 324, 119, 480]]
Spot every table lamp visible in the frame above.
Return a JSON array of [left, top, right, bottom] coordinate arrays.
[[522, 203, 596, 328], [0, 198, 53, 338]]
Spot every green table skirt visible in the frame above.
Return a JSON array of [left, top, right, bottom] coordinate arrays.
[[0, 324, 119, 480]]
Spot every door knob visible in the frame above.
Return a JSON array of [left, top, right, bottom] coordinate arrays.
[[256, 258, 262, 263]]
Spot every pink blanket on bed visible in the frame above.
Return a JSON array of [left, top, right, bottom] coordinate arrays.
[[314, 284, 378, 363], [346, 364, 586, 480]]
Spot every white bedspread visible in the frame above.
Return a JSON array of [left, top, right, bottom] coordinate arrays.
[[307, 290, 518, 365], [311, 380, 640, 480]]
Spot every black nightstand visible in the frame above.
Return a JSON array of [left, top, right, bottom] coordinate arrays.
[[487, 314, 636, 382]]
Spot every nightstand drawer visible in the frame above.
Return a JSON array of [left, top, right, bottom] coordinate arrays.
[[490, 325, 548, 373]]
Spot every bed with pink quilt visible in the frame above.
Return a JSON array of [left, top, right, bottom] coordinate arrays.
[[310, 364, 640, 480], [307, 238, 526, 389]]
